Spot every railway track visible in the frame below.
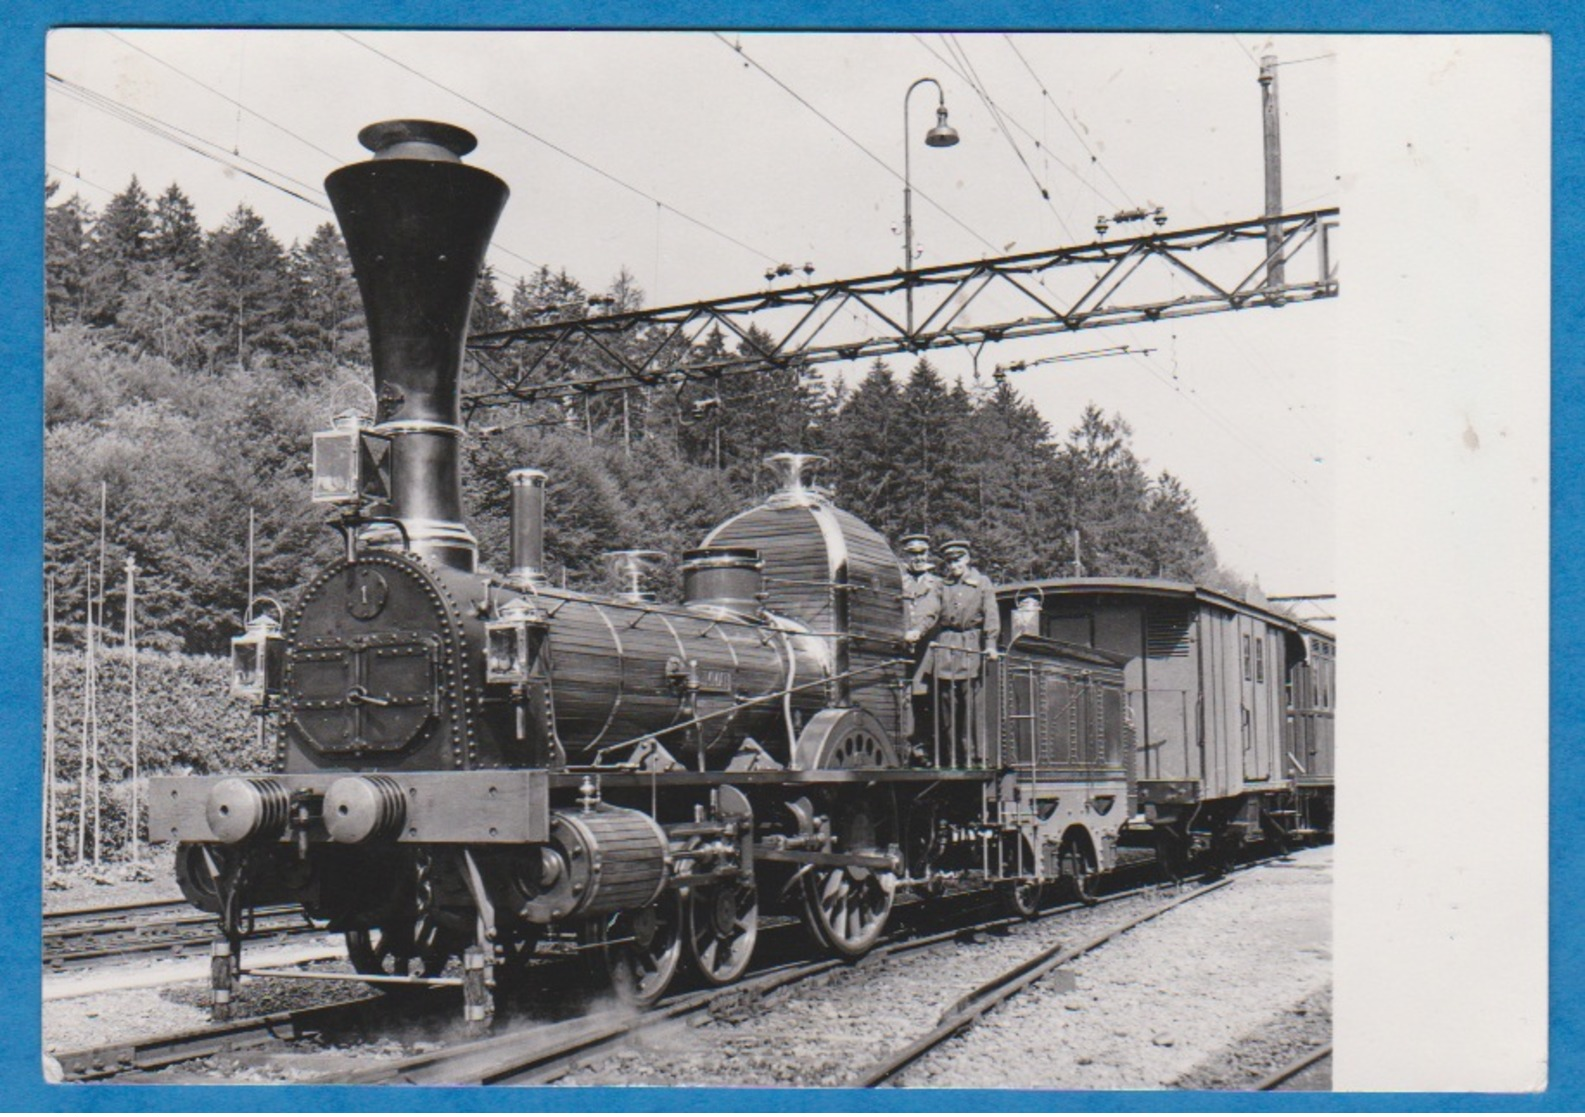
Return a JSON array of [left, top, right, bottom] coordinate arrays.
[[47, 993, 404, 1082], [850, 878, 1234, 1086], [51, 883, 1121, 1084], [313, 877, 1208, 1086], [52, 848, 1307, 1085], [44, 899, 324, 971]]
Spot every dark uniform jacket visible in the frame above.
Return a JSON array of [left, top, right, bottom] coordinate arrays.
[[923, 568, 1000, 680]]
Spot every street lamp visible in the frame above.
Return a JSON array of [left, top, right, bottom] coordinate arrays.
[[903, 77, 959, 334]]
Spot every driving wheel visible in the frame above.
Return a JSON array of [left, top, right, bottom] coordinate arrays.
[[793, 709, 901, 959]]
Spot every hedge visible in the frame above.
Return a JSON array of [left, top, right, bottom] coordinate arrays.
[[43, 647, 271, 862]]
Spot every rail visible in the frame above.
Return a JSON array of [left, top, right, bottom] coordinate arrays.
[[847, 877, 1234, 1086]]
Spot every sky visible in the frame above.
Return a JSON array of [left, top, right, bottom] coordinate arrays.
[[45, 29, 1340, 615]]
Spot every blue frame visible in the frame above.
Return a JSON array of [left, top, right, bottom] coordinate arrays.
[[10, 1, 1578, 1110]]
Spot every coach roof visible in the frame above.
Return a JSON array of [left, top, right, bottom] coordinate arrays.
[[996, 577, 1336, 643]]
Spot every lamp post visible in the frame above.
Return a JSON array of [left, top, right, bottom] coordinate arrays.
[[902, 77, 959, 335]]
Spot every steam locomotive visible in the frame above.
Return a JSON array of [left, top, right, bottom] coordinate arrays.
[[148, 120, 1333, 1027]]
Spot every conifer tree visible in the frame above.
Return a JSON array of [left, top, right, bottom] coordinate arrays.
[[892, 358, 973, 538], [45, 183, 90, 329], [1060, 404, 1154, 577], [81, 176, 154, 327], [1142, 470, 1216, 580], [200, 204, 292, 370], [959, 378, 1064, 580], [826, 360, 907, 534], [149, 184, 203, 277], [287, 223, 366, 366]]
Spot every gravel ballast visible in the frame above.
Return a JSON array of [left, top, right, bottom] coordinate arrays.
[[554, 845, 1330, 1089], [896, 845, 1331, 1089]]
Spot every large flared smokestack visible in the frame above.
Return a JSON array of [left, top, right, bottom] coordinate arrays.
[[325, 120, 509, 571]]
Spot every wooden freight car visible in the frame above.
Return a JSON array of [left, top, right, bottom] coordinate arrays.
[[997, 579, 1335, 864]]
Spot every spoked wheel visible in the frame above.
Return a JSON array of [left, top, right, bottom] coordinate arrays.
[[997, 877, 1043, 919], [1058, 837, 1098, 906], [345, 926, 447, 980], [593, 891, 684, 1007], [791, 709, 903, 960], [996, 835, 1043, 919], [802, 787, 898, 958], [686, 879, 759, 985]]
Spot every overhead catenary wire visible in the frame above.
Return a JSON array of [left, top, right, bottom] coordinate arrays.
[[1121, 344, 1328, 512], [49, 73, 329, 207], [46, 70, 539, 283], [46, 161, 117, 200], [104, 30, 343, 165], [341, 32, 780, 268], [997, 35, 1140, 212], [715, 33, 1000, 257], [940, 34, 1082, 245], [911, 34, 1124, 215]]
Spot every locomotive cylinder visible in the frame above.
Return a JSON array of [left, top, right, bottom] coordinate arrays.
[[512, 807, 670, 923], [324, 119, 509, 572]]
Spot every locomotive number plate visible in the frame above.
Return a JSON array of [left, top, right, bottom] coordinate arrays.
[[347, 568, 389, 619]]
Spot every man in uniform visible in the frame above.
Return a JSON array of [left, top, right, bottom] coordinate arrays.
[[900, 533, 941, 646], [898, 534, 941, 760], [924, 539, 1001, 766]]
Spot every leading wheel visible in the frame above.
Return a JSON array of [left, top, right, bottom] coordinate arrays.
[[803, 844, 895, 958], [686, 879, 758, 985], [345, 926, 447, 980], [593, 891, 684, 1007]]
